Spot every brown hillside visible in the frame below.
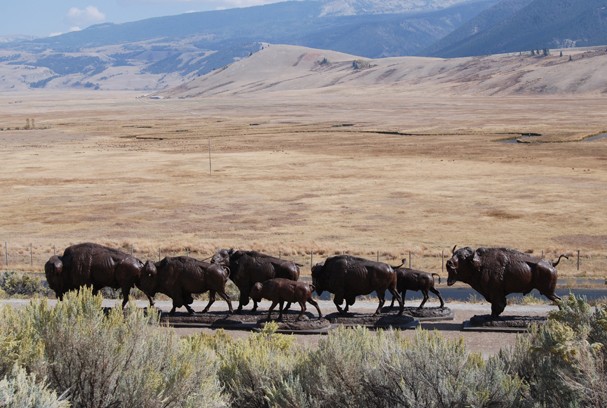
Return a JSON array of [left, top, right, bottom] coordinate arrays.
[[163, 44, 607, 98]]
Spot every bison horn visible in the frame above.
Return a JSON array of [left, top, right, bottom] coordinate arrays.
[[452, 245, 457, 254]]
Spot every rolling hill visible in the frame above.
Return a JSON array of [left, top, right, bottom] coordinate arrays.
[[161, 43, 607, 98]]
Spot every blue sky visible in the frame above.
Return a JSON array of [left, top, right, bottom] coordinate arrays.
[[0, 0, 287, 38]]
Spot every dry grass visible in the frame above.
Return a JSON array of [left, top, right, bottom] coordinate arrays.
[[1, 89, 606, 278]]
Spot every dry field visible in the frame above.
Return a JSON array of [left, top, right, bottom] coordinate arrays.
[[1, 89, 606, 277]]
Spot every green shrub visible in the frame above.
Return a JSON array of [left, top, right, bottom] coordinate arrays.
[[502, 295, 607, 407], [208, 322, 302, 408], [269, 326, 523, 408], [0, 364, 69, 408], [0, 289, 227, 408], [0, 272, 50, 297]]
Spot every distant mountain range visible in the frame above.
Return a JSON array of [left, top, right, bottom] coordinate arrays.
[[0, 0, 605, 91], [424, 0, 607, 57]]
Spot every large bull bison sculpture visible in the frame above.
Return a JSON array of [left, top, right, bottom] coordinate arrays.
[[249, 278, 322, 321], [44, 242, 146, 307], [311, 255, 403, 316], [211, 249, 300, 312], [139, 256, 232, 315], [388, 262, 445, 309], [446, 246, 566, 317]]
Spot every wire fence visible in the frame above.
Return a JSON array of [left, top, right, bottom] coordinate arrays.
[[1, 241, 606, 280]]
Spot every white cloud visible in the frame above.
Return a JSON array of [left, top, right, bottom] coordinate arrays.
[[66, 6, 106, 27]]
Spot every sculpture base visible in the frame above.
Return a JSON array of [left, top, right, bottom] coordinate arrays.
[[159, 309, 331, 333], [382, 306, 454, 321], [463, 314, 547, 332], [325, 312, 418, 330]]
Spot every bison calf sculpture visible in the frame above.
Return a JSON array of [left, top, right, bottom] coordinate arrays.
[[44, 242, 146, 307], [211, 249, 300, 313], [139, 256, 232, 315], [389, 263, 444, 309], [312, 255, 403, 316], [446, 246, 566, 317], [250, 278, 322, 321]]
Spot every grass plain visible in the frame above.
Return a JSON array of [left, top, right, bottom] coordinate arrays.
[[1, 89, 606, 277]]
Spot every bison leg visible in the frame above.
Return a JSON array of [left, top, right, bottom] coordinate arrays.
[[334, 295, 346, 315], [374, 293, 387, 316], [418, 290, 429, 309], [491, 298, 507, 318], [202, 291, 216, 313], [169, 305, 177, 315], [121, 286, 131, 309], [296, 300, 306, 321], [388, 288, 404, 316], [252, 299, 259, 312], [542, 292, 562, 309], [279, 301, 287, 320], [146, 294, 155, 308], [185, 304, 196, 315], [236, 292, 250, 313], [430, 287, 445, 308], [307, 298, 322, 319], [283, 302, 292, 312], [217, 291, 233, 314], [268, 301, 280, 320]]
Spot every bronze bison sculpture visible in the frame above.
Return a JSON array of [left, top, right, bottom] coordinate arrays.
[[312, 255, 403, 316], [388, 263, 444, 309], [44, 242, 146, 307], [211, 249, 300, 313], [139, 256, 232, 315], [446, 246, 566, 317], [250, 278, 322, 321]]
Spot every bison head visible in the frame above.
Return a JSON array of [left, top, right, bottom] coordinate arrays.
[[445, 246, 475, 286], [139, 260, 159, 297], [249, 282, 264, 302], [44, 255, 65, 300], [311, 263, 325, 295]]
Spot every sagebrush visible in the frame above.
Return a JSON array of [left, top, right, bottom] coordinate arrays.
[[0, 292, 605, 408]]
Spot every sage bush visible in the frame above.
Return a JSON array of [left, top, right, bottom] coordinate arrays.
[[268, 327, 524, 408], [0, 289, 227, 408], [0, 289, 604, 408], [206, 322, 303, 408], [0, 365, 69, 408], [502, 295, 607, 407]]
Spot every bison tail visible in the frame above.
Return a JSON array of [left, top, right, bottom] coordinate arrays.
[[390, 258, 406, 269], [431, 273, 441, 284], [552, 254, 569, 267]]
